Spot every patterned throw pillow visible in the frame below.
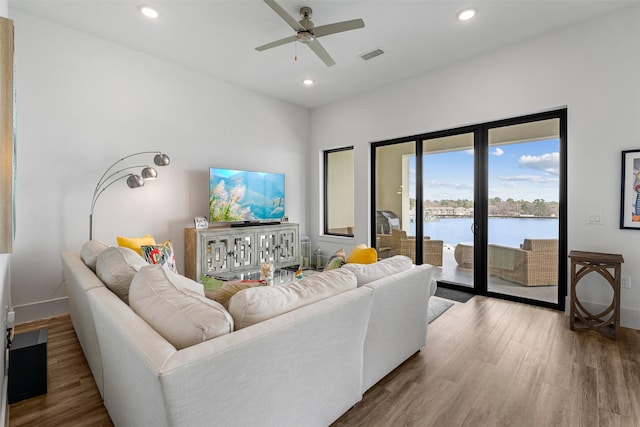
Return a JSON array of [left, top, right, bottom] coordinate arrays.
[[141, 240, 178, 273], [324, 248, 346, 271]]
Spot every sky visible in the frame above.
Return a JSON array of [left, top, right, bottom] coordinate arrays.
[[410, 138, 560, 203]]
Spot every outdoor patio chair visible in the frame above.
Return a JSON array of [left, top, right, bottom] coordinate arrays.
[[488, 238, 558, 286], [377, 229, 443, 266]]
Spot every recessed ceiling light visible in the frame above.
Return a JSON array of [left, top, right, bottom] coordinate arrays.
[[138, 5, 159, 19], [458, 8, 476, 21], [303, 79, 314, 86]]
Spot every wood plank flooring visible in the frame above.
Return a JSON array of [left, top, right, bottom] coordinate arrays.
[[8, 315, 112, 427], [9, 297, 640, 427]]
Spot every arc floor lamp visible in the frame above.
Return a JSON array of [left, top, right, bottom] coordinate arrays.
[[89, 151, 170, 240]]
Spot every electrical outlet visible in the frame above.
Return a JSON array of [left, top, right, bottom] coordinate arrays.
[[621, 276, 631, 289]]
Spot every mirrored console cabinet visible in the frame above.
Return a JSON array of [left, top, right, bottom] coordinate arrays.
[[184, 223, 299, 282]]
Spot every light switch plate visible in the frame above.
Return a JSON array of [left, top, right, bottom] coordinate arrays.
[[587, 212, 603, 225]]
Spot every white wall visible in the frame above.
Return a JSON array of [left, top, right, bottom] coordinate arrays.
[[10, 10, 309, 322], [309, 5, 640, 329]]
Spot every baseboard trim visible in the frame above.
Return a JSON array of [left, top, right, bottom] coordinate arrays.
[[13, 297, 69, 324]]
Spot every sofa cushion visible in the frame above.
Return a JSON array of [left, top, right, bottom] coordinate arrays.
[[205, 280, 266, 308], [129, 265, 233, 350], [96, 246, 149, 303], [346, 244, 378, 264], [80, 240, 110, 272], [341, 255, 413, 286], [228, 268, 357, 330], [117, 234, 156, 255]]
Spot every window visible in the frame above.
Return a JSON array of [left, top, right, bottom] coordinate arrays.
[[323, 147, 354, 236]]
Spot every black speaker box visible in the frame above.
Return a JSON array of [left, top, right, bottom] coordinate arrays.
[[8, 329, 48, 404]]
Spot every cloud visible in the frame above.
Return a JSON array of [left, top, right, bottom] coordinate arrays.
[[518, 152, 559, 175], [498, 175, 559, 183], [492, 147, 504, 156], [427, 180, 473, 190]]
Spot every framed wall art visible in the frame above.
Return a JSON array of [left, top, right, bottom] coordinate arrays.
[[620, 149, 640, 230], [0, 17, 15, 253]]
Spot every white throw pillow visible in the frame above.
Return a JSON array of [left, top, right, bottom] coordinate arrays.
[[341, 255, 413, 286], [80, 240, 110, 272], [129, 265, 233, 350], [228, 268, 357, 330], [96, 246, 149, 303]]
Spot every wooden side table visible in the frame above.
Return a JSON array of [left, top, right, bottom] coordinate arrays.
[[568, 251, 624, 339]]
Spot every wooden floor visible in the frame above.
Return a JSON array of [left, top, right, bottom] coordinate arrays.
[[8, 315, 113, 427], [9, 297, 640, 427]]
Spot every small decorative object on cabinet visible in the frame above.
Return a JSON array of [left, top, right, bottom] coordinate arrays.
[[313, 247, 325, 270], [568, 250, 624, 339], [193, 216, 208, 229], [300, 235, 310, 268], [184, 223, 299, 281], [260, 262, 274, 285]]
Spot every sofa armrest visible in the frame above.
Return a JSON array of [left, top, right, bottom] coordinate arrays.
[[61, 251, 106, 398], [88, 287, 177, 427], [361, 264, 434, 392]]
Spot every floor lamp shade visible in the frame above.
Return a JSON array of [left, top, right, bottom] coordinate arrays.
[[89, 151, 170, 240]]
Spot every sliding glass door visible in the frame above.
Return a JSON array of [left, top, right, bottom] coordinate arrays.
[[371, 110, 566, 311], [373, 140, 418, 264], [421, 132, 476, 289], [371, 130, 478, 290], [486, 118, 563, 305]]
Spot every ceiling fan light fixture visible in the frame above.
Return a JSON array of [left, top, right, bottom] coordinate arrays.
[[297, 31, 314, 43], [458, 8, 476, 21], [138, 5, 159, 19]]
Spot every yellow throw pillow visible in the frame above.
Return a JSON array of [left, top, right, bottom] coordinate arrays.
[[347, 244, 378, 264], [117, 234, 156, 256]]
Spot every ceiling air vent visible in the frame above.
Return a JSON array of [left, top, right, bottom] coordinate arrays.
[[359, 48, 384, 61]]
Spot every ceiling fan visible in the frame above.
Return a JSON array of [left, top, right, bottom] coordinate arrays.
[[255, 0, 365, 67]]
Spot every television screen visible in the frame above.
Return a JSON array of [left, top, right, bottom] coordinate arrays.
[[209, 168, 285, 223]]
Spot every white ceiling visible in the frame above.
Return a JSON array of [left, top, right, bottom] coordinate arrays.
[[9, 0, 639, 109]]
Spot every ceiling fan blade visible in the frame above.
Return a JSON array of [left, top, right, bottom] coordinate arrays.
[[255, 35, 298, 51], [263, 0, 304, 32], [306, 39, 335, 67], [313, 19, 365, 38]]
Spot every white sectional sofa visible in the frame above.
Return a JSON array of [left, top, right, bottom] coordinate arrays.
[[62, 244, 436, 427]]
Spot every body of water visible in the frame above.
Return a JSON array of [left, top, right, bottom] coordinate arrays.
[[409, 217, 559, 248]]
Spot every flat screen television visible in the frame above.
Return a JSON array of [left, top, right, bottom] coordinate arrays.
[[209, 167, 285, 223]]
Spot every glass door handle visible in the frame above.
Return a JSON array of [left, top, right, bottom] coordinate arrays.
[[471, 222, 478, 233]]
